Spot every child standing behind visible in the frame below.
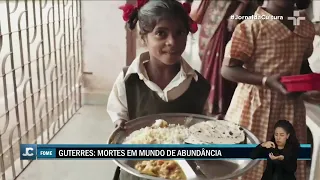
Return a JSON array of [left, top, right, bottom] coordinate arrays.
[[221, 0, 315, 179], [107, 0, 210, 179]]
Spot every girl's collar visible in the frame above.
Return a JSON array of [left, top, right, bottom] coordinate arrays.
[[124, 52, 198, 81]]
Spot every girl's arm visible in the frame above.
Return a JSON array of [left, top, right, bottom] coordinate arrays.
[[107, 71, 129, 123], [221, 60, 264, 86], [221, 22, 288, 95], [221, 22, 261, 84], [221, 59, 288, 95]]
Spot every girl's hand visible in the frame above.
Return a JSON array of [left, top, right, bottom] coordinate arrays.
[[265, 74, 289, 95], [114, 119, 127, 129], [301, 91, 320, 104], [261, 141, 276, 149]]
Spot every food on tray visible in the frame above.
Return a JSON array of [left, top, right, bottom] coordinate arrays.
[[185, 120, 246, 144], [119, 119, 248, 178], [135, 160, 186, 180], [123, 119, 246, 144], [151, 119, 169, 128], [123, 120, 189, 144]]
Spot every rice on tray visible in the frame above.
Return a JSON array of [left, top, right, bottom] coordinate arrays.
[[122, 119, 246, 144], [123, 120, 189, 144]]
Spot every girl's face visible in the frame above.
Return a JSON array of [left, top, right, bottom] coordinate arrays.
[[274, 127, 290, 147], [144, 18, 188, 65]]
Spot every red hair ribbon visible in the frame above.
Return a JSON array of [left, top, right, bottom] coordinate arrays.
[[119, 0, 149, 22], [182, 2, 198, 33]]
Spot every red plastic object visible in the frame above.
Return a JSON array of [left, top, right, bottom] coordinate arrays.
[[280, 73, 320, 92]]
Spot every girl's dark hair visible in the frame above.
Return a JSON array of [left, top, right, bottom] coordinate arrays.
[[295, 0, 311, 10], [271, 120, 300, 149], [127, 0, 190, 37]]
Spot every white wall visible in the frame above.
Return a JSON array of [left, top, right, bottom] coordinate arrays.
[[82, 1, 126, 104], [182, 30, 202, 72]]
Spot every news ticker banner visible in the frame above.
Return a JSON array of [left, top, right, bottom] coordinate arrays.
[[20, 144, 311, 160]]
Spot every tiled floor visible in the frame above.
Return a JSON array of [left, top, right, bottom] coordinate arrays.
[[16, 105, 116, 180]]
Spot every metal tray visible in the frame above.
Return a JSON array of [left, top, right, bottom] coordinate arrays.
[[107, 113, 261, 180]]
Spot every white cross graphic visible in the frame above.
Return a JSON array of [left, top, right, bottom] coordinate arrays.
[[288, 10, 306, 26]]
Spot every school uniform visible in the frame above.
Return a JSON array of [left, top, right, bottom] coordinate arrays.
[[107, 52, 210, 180], [223, 7, 315, 180]]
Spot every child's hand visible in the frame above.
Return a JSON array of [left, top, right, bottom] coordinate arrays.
[[114, 119, 127, 129], [265, 74, 288, 95], [301, 91, 320, 104]]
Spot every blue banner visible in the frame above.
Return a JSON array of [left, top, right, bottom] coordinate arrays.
[[20, 144, 312, 160]]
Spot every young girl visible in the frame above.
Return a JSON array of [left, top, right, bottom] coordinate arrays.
[[251, 120, 300, 180], [107, 0, 210, 179], [221, 0, 315, 179]]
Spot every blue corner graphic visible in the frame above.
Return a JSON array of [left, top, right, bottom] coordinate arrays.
[[20, 144, 37, 160]]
